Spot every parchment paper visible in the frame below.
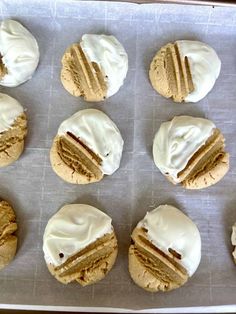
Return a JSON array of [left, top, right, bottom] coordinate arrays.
[[0, 0, 236, 312]]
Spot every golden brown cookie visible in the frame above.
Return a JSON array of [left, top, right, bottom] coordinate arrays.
[[43, 204, 118, 286], [61, 34, 128, 102], [50, 109, 124, 185], [153, 116, 229, 190], [0, 200, 17, 270], [128, 205, 201, 292], [149, 40, 221, 103]]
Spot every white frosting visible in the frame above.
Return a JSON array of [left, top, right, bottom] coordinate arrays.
[[80, 34, 128, 97], [177, 40, 221, 102], [0, 93, 23, 133], [43, 204, 113, 266], [58, 109, 124, 175], [0, 19, 39, 87], [138, 205, 201, 276], [232, 223, 236, 260], [153, 116, 215, 182]]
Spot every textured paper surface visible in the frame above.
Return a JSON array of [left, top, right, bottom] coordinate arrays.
[[0, 0, 236, 311]]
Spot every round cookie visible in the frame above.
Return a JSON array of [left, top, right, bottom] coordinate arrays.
[[43, 204, 118, 286], [0, 93, 27, 167], [61, 34, 128, 102], [50, 109, 124, 184], [149, 40, 221, 103], [153, 116, 229, 189], [0, 19, 39, 87], [129, 205, 201, 292], [231, 223, 236, 264], [0, 200, 17, 270]]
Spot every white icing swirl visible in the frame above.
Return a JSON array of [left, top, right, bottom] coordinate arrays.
[[43, 204, 113, 266], [58, 109, 124, 175], [0, 93, 23, 133], [177, 40, 221, 102], [0, 19, 39, 87], [153, 116, 215, 182], [138, 205, 201, 276], [80, 34, 128, 97]]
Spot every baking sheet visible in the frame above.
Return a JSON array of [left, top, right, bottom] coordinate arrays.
[[0, 0, 236, 311]]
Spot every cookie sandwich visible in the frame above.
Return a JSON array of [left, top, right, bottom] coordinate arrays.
[[0, 19, 39, 87], [50, 109, 124, 184], [149, 40, 221, 103], [129, 204, 201, 292], [61, 34, 128, 101], [153, 116, 229, 189], [43, 204, 118, 286]]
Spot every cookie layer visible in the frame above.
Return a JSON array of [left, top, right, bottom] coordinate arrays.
[[61, 34, 128, 101], [50, 133, 103, 184], [149, 40, 220, 103], [61, 43, 107, 101], [43, 204, 118, 285], [0, 200, 17, 270], [153, 116, 229, 189], [129, 205, 201, 292], [180, 128, 229, 189], [0, 93, 27, 167], [0, 20, 39, 87], [50, 109, 123, 184]]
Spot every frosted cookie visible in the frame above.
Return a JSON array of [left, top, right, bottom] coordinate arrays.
[[43, 204, 118, 286], [129, 205, 201, 292], [61, 34, 128, 101], [232, 223, 236, 264], [153, 116, 229, 189], [0, 93, 27, 167], [0, 200, 17, 270], [0, 19, 39, 87], [149, 40, 221, 103], [50, 109, 124, 184]]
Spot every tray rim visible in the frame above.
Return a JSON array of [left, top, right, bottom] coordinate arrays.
[[109, 0, 236, 7], [1, 303, 236, 313]]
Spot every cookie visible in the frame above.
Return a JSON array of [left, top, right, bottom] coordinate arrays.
[[0, 19, 39, 87], [0, 200, 17, 270], [0, 93, 27, 167], [61, 34, 128, 101], [149, 40, 220, 103], [232, 223, 236, 264], [43, 204, 118, 286], [153, 116, 229, 189], [50, 109, 124, 184], [129, 205, 201, 292]]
